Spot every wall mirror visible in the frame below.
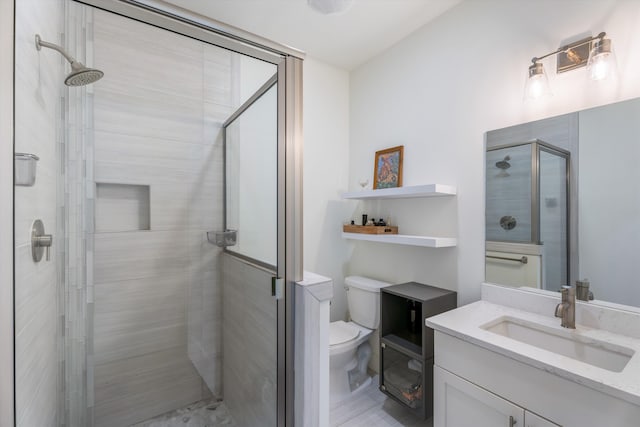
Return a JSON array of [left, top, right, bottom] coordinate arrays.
[[485, 96, 640, 310]]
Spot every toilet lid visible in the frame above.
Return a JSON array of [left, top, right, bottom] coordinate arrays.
[[329, 321, 360, 346]]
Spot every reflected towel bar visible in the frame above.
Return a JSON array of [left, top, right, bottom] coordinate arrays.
[[486, 255, 528, 264]]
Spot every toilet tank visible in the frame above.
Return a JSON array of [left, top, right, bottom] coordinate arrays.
[[345, 276, 393, 329]]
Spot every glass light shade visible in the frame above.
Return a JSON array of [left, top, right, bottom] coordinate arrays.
[[524, 62, 552, 101], [587, 38, 616, 81]]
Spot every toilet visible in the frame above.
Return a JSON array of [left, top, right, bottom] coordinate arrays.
[[329, 275, 392, 403]]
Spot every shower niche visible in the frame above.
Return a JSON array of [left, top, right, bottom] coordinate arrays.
[[485, 140, 570, 290], [95, 183, 150, 232]]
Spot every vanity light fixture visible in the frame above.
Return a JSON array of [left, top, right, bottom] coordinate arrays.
[[524, 32, 616, 100]]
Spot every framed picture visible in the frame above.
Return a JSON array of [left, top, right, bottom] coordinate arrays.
[[374, 145, 404, 189]]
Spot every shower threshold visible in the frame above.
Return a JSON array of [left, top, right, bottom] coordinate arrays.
[[130, 398, 236, 427]]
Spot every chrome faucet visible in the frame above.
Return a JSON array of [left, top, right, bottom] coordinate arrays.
[[576, 279, 594, 301], [555, 285, 576, 329]]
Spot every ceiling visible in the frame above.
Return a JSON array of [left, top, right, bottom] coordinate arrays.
[[162, 0, 462, 70]]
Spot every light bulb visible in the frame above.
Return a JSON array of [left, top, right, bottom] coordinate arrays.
[[589, 54, 610, 80], [524, 62, 552, 101], [528, 75, 546, 98], [587, 38, 615, 81]]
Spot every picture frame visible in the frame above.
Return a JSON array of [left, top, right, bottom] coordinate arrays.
[[373, 145, 404, 189]]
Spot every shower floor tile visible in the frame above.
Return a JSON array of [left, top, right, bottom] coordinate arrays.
[[131, 399, 236, 427]]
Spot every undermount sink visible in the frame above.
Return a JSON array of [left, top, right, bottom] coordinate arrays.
[[481, 316, 635, 372]]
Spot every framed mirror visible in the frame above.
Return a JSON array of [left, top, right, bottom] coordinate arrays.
[[485, 97, 640, 309]]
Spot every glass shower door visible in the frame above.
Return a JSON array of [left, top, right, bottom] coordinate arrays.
[[14, 0, 300, 425], [222, 77, 279, 426], [539, 148, 569, 288]]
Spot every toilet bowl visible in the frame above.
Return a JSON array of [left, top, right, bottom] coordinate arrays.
[[329, 321, 372, 402], [329, 276, 392, 404]]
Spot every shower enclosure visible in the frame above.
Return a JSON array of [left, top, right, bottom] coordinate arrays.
[[486, 140, 570, 290], [12, 0, 302, 426]]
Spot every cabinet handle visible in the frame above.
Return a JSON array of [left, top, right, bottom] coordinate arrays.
[[509, 416, 517, 427]]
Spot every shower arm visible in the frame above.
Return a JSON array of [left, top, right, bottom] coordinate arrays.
[[35, 35, 79, 67]]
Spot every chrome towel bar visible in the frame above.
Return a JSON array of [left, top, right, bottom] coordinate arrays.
[[486, 255, 528, 264]]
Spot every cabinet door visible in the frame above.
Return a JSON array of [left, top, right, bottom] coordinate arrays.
[[434, 366, 524, 427], [525, 411, 561, 427]]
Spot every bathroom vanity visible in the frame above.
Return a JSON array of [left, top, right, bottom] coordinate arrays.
[[427, 283, 640, 427]]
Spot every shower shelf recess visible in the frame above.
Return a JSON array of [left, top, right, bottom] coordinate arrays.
[[341, 184, 457, 248]]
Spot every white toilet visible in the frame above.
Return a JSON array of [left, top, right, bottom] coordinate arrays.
[[329, 275, 392, 403]]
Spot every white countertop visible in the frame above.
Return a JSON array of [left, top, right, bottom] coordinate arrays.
[[427, 299, 640, 407]]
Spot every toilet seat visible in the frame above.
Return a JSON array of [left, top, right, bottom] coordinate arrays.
[[329, 320, 360, 346]]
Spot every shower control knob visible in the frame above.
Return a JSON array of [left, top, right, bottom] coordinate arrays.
[[36, 235, 53, 261], [31, 219, 53, 262], [500, 215, 517, 231]]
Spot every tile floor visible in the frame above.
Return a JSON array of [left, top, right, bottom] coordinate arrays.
[[131, 399, 235, 427], [330, 376, 433, 427], [132, 375, 429, 427]]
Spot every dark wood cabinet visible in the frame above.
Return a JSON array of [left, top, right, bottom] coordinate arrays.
[[379, 282, 456, 419]]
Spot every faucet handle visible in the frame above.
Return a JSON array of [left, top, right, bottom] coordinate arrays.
[[555, 304, 562, 318], [555, 302, 566, 318]]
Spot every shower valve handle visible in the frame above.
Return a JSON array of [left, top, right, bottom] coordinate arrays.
[[31, 219, 53, 262], [35, 235, 53, 261]]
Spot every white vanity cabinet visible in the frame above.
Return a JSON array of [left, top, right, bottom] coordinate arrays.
[[432, 329, 640, 427], [434, 366, 559, 427], [525, 411, 560, 427]]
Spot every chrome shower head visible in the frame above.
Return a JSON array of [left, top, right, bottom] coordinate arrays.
[[65, 63, 104, 86], [35, 34, 104, 86], [495, 155, 511, 170]]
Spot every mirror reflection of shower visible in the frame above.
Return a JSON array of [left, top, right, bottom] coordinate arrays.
[[35, 34, 104, 86], [486, 140, 570, 290], [495, 155, 511, 177]]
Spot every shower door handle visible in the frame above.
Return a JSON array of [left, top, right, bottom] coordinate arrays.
[[31, 219, 53, 262]]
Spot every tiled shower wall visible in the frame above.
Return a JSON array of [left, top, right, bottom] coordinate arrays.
[[222, 255, 277, 426], [485, 144, 533, 243], [90, 9, 233, 426], [14, 0, 64, 426]]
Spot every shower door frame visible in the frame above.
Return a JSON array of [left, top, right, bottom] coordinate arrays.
[[6, 0, 304, 426]]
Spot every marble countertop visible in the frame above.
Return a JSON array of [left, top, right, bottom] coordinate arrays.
[[426, 300, 640, 407]]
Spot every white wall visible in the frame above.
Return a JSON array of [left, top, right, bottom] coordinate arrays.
[[347, 0, 640, 306], [0, 0, 14, 424], [302, 57, 352, 321]]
